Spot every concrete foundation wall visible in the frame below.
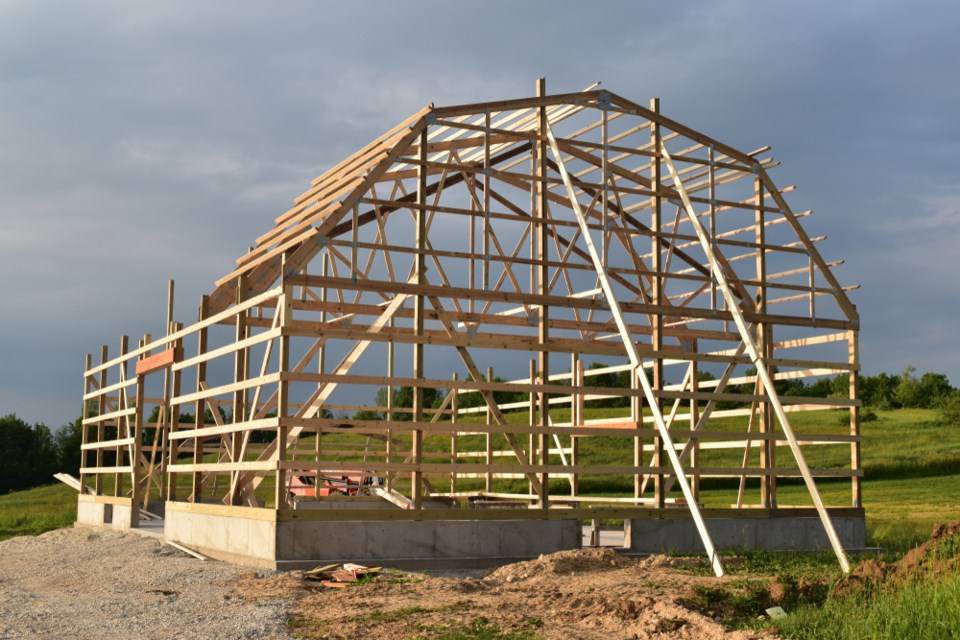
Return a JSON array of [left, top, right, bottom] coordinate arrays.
[[111, 505, 137, 531], [164, 509, 276, 565], [276, 519, 582, 566], [76, 500, 111, 527], [628, 516, 866, 553]]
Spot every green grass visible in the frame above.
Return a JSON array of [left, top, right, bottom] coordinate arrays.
[[416, 616, 542, 640], [2, 408, 958, 550], [0, 483, 77, 540], [776, 575, 960, 640]]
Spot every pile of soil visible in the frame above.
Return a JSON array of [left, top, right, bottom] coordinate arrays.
[[835, 522, 960, 597], [238, 548, 779, 640]]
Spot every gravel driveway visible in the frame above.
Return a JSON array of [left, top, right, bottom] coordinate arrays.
[[0, 527, 292, 640]]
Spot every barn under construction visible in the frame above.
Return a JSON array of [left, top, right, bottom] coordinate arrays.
[[76, 82, 864, 576]]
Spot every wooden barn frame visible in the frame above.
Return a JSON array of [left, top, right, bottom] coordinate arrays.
[[77, 82, 862, 576]]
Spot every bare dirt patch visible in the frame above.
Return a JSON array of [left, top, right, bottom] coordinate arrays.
[[236, 547, 781, 640]]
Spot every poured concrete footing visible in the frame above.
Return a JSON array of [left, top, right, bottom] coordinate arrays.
[[275, 518, 582, 570], [162, 502, 582, 570], [628, 514, 866, 554]]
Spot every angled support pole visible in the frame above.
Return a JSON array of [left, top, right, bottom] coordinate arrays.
[[546, 122, 725, 577], [659, 142, 851, 574]]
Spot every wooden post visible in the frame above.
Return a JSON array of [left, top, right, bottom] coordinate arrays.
[[849, 329, 862, 507], [536, 77, 550, 509], [385, 316, 394, 493], [274, 278, 292, 511], [96, 345, 107, 495], [650, 98, 666, 510], [166, 322, 183, 502], [231, 276, 248, 505], [316, 254, 328, 500], [132, 338, 145, 520], [570, 354, 581, 497], [80, 353, 92, 493], [192, 296, 209, 503], [116, 335, 129, 497], [528, 359, 537, 501], [633, 359, 643, 502], [154, 279, 175, 505], [485, 366, 493, 493], [755, 176, 776, 509], [411, 125, 427, 511], [690, 342, 700, 502], [450, 372, 458, 494]]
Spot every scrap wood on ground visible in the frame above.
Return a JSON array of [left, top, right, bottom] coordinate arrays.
[[304, 562, 382, 588]]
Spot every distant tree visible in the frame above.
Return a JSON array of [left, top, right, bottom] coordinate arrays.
[[55, 417, 84, 476], [894, 367, 952, 409], [0, 414, 58, 493], [859, 372, 899, 408], [938, 390, 960, 426], [352, 408, 382, 421], [369, 386, 446, 420], [583, 363, 630, 408]]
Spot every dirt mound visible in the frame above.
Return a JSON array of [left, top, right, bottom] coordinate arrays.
[[259, 548, 778, 640], [835, 522, 960, 596], [484, 546, 628, 583]]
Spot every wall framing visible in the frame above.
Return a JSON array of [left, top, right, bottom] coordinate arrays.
[[79, 83, 862, 576]]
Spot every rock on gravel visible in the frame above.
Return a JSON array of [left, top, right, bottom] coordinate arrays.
[[0, 527, 292, 640]]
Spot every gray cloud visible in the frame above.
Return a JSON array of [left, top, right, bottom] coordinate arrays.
[[1, 0, 958, 426]]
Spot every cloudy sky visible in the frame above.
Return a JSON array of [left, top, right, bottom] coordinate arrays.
[[1, 0, 957, 427]]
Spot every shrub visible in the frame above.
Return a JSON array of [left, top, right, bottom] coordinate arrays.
[[938, 390, 960, 426]]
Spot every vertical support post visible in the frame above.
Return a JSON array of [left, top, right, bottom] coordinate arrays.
[[316, 255, 328, 499], [274, 276, 292, 511], [536, 77, 550, 509], [385, 317, 395, 492], [690, 343, 700, 502], [79, 354, 92, 493], [450, 372, 459, 494], [231, 276, 250, 504], [601, 95, 610, 265], [650, 98, 665, 510], [709, 145, 718, 311], [116, 335, 129, 497], [411, 125, 428, 511], [132, 341, 145, 524], [848, 329, 862, 507], [570, 354, 581, 498], [485, 366, 493, 493], [192, 296, 209, 503], [155, 279, 175, 504], [528, 359, 537, 500], [632, 360, 643, 502], [96, 345, 107, 495], [755, 176, 775, 508], [166, 323, 183, 502]]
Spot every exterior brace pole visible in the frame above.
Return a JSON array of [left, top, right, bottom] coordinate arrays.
[[658, 142, 851, 574], [545, 122, 725, 578]]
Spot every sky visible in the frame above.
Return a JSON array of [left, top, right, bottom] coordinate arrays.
[[1, 0, 958, 428]]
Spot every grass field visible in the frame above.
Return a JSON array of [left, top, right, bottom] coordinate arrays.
[[0, 408, 957, 639], [1, 408, 956, 549]]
